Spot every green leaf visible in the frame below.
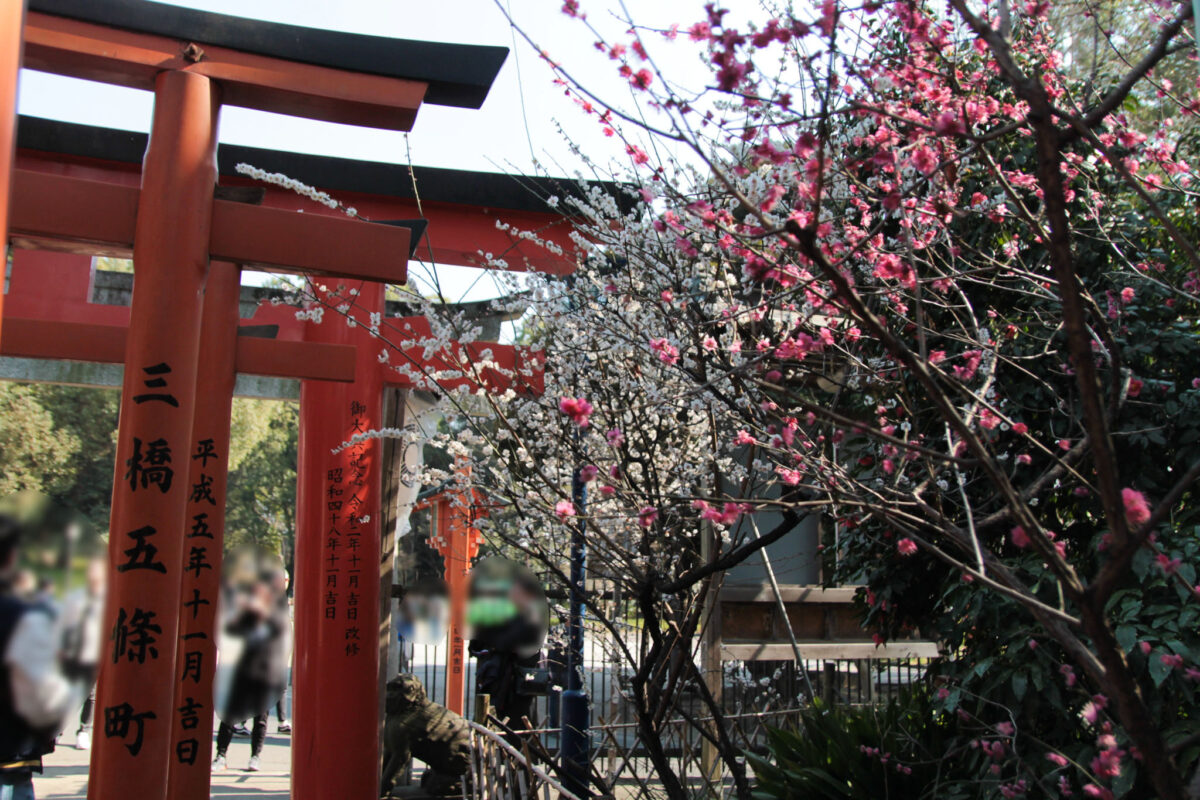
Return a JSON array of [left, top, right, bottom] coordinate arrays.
[[1011, 672, 1028, 701], [1112, 759, 1137, 798], [1149, 653, 1172, 687], [971, 657, 994, 680]]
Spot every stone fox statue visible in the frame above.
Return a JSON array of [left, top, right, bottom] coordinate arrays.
[[381, 673, 472, 798]]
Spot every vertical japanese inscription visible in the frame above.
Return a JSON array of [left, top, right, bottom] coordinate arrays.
[[102, 363, 179, 759], [169, 436, 224, 765], [104, 703, 156, 756], [321, 400, 370, 657], [343, 401, 369, 656], [324, 464, 343, 621]]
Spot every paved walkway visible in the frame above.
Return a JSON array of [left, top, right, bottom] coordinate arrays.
[[34, 724, 293, 800]]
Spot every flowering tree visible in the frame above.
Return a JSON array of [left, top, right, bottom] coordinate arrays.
[[419, 0, 1200, 797], [246, 0, 1200, 795]]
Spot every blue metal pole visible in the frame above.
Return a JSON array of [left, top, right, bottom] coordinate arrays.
[[561, 467, 590, 797]]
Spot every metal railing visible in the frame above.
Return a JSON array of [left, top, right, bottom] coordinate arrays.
[[400, 633, 934, 796]]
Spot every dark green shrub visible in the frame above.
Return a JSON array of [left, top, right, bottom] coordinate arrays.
[[749, 691, 988, 800]]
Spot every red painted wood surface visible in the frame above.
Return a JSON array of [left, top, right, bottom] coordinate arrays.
[[88, 69, 219, 800], [209, 198, 411, 282], [0, 0, 23, 352], [14, 148, 581, 275], [3, 251, 130, 324], [234, 336, 356, 383], [9, 168, 138, 250], [0, 318, 128, 364], [0, 253, 544, 394], [9, 169, 413, 283], [381, 315, 546, 395], [166, 261, 240, 800], [0, 316, 358, 383], [425, 460, 484, 716], [293, 280, 385, 800]]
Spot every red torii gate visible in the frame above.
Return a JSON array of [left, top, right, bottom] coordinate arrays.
[[1, 164, 559, 800], [415, 458, 486, 717], [0, 3, 590, 799]]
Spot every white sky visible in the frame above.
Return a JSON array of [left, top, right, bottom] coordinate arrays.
[[17, 0, 717, 303]]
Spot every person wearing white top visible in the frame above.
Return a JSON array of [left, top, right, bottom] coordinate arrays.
[[0, 517, 70, 800]]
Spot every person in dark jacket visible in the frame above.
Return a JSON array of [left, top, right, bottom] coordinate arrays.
[[212, 569, 289, 772], [466, 559, 548, 736], [0, 516, 69, 800]]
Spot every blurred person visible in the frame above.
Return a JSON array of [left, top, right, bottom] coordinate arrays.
[[30, 581, 55, 619], [273, 696, 289, 735], [396, 578, 449, 648], [58, 559, 105, 750], [212, 569, 290, 772], [0, 516, 70, 800], [273, 570, 293, 734], [467, 559, 549, 735], [10, 571, 35, 601]]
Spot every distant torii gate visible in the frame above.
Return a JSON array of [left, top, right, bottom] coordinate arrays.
[[1, 249, 544, 797], [0, 3, 585, 800], [415, 457, 486, 717]]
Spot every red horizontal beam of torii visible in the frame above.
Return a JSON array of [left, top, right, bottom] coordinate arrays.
[[14, 141, 581, 275], [379, 315, 546, 394], [0, 315, 544, 393], [0, 250, 545, 394], [0, 316, 354, 382], [10, 169, 417, 281]]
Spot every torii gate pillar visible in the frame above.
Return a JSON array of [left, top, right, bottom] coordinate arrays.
[[90, 70, 219, 799], [169, 261, 241, 800], [0, 0, 21, 347], [294, 283, 386, 800], [426, 459, 483, 717]]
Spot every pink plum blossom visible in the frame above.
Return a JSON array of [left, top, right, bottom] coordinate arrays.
[[649, 338, 680, 364], [559, 396, 594, 427], [1122, 488, 1151, 527]]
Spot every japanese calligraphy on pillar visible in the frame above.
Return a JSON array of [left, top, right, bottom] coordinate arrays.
[[170, 437, 219, 767], [322, 399, 371, 658], [103, 363, 180, 757], [323, 462, 342, 624]]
